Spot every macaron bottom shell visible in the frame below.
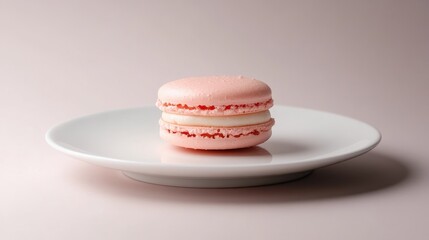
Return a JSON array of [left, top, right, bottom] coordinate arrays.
[[160, 128, 272, 150], [159, 117, 274, 150]]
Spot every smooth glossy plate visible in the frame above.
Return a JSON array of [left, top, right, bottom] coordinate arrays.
[[46, 106, 381, 188]]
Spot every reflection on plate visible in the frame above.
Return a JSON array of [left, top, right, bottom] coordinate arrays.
[[160, 145, 272, 165], [46, 106, 381, 188]]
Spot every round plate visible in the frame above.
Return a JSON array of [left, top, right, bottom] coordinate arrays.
[[46, 106, 381, 188]]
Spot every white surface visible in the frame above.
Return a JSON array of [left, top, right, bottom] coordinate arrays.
[[162, 110, 271, 127], [46, 106, 380, 187]]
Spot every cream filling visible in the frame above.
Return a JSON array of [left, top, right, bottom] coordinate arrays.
[[161, 111, 271, 127]]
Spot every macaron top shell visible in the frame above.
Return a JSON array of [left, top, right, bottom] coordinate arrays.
[[157, 76, 273, 116]]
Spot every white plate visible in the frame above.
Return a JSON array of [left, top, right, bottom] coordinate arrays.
[[46, 106, 381, 188]]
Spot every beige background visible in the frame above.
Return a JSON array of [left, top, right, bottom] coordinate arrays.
[[1, 0, 428, 239]]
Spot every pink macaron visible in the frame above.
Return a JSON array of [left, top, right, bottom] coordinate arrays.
[[156, 76, 275, 150]]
